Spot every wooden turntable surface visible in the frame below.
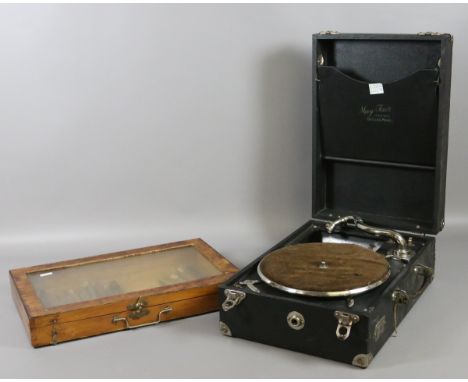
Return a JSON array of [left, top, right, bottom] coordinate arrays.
[[258, 243, 390, 296]]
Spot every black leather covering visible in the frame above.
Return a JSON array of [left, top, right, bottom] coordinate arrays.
[[218, 33, 453, 368], [318, 66, 439, 165], [312, 34, 453, 234], [219, 221, 436, 368]]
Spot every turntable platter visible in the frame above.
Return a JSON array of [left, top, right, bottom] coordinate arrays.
[[257, 243, 390, 297]]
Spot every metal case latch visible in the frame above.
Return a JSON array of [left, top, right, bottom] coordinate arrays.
[[222, 289, 246, 312], [335, 311, 360, 341]]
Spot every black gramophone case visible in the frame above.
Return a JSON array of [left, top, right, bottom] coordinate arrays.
[[218, 33, 453, 368]]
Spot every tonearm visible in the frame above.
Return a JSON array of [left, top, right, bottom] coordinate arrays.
[[326, 216, 414, 262]]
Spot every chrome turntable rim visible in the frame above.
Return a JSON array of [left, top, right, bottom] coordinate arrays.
[[257, 243, 391, 298]]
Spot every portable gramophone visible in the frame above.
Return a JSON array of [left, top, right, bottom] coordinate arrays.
[[219, 32, 453, 368]]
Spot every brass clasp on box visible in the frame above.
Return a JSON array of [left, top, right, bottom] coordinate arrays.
[[391, 264, 433, 336], [112, 306, 173, 330], [334, 311, 360, 341], [222, 289, 246, 312], [127, 296, 149, 319]]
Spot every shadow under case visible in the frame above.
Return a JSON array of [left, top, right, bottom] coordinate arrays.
[[218, 32, 453, 368]]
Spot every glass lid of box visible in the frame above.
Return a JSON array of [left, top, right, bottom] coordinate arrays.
[[28, 245, 222, 308]]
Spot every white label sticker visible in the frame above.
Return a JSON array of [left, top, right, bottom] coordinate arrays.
[[369, 83, 384, 95]]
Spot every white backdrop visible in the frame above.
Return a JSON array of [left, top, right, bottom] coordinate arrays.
[[1, 4, 467, 378]]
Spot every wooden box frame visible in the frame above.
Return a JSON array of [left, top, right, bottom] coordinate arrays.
[[10, 238, 238, 347]]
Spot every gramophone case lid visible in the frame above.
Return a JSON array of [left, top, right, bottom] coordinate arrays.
[[311, 33, 453, 235]]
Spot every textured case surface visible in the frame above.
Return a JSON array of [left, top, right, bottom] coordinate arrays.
[[312, 33, 453, 234], [219, 33, 452, 368], [220, 221, 435, 368]]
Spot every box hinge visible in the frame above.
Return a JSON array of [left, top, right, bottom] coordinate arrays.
[[417, 32, 453, 42], [417, 31, 446, 36], [417, 31, 442, 36], [50, 319, 58, 345], [319, 30, 340, 35]]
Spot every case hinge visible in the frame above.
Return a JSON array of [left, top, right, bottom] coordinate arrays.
[[417, 32, 442, 36], [50, 319, 58, 345], [319, 30, 340, 35]]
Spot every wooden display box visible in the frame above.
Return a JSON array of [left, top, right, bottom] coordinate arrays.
[[10, 238, 238, 347]]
